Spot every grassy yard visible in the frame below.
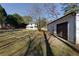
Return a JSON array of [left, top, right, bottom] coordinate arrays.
[[0, 29, 79, 56], [0, 29, 45, 56]]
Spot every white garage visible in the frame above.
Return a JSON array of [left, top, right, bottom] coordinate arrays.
[[47, 12, 79, 44], [26, 23, 37, 30]]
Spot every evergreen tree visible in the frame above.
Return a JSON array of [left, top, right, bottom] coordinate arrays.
[[61, 3, 79, 15], [0, 5, 7, 28]]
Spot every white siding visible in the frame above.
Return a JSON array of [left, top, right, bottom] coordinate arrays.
[[76, 13, 79, 44]]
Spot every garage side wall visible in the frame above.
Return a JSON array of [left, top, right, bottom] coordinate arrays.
[[48, 13, 76, 44], [47, 24, 52, 34]]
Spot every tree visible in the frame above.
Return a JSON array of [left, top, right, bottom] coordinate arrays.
[[30, 4, 42, 19], [6, 15, 18, 27], [61, 3, 79, 15], [36, 17, 47, 31], [30, 4, 43, 21], [29, 4, 45, 31], [12, 13, 24, 24], [23, 16, 32, 24], [44, 4, 60, 19], [0, 5, 7, 28], [6, 14, 26, 28]]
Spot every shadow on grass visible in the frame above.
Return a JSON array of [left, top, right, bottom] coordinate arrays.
[[24, 35, 43, 56], [24, 31, 54, 56], [43, 31, 54, 56]]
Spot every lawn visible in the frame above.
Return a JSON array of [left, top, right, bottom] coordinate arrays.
[[0, 29, 45, 56], [0, 29, 79, 56]]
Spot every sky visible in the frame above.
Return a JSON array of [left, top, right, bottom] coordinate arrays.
[[0, 3, 64, 20], [1, 3, 33, 16]]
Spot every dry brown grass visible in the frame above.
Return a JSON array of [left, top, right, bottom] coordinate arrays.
[[0, 29, 78, 56]]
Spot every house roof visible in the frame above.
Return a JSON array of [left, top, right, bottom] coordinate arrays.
[[47, 11, 76, 25]]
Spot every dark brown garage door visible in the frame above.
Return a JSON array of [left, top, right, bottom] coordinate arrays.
[[57, 22, 68, 40]]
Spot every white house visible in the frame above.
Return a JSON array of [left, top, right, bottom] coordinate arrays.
[[26, 23, 37, 30], [47, 12, 79, 44]]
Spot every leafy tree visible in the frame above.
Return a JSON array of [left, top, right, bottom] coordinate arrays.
[[6, 15, 18, 27], [6, 14, 28, 28], [61, 3, 79, 15], [12, 13, 24, 24], [0, 5, 7, 28], [23, 16, 32, 24]]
